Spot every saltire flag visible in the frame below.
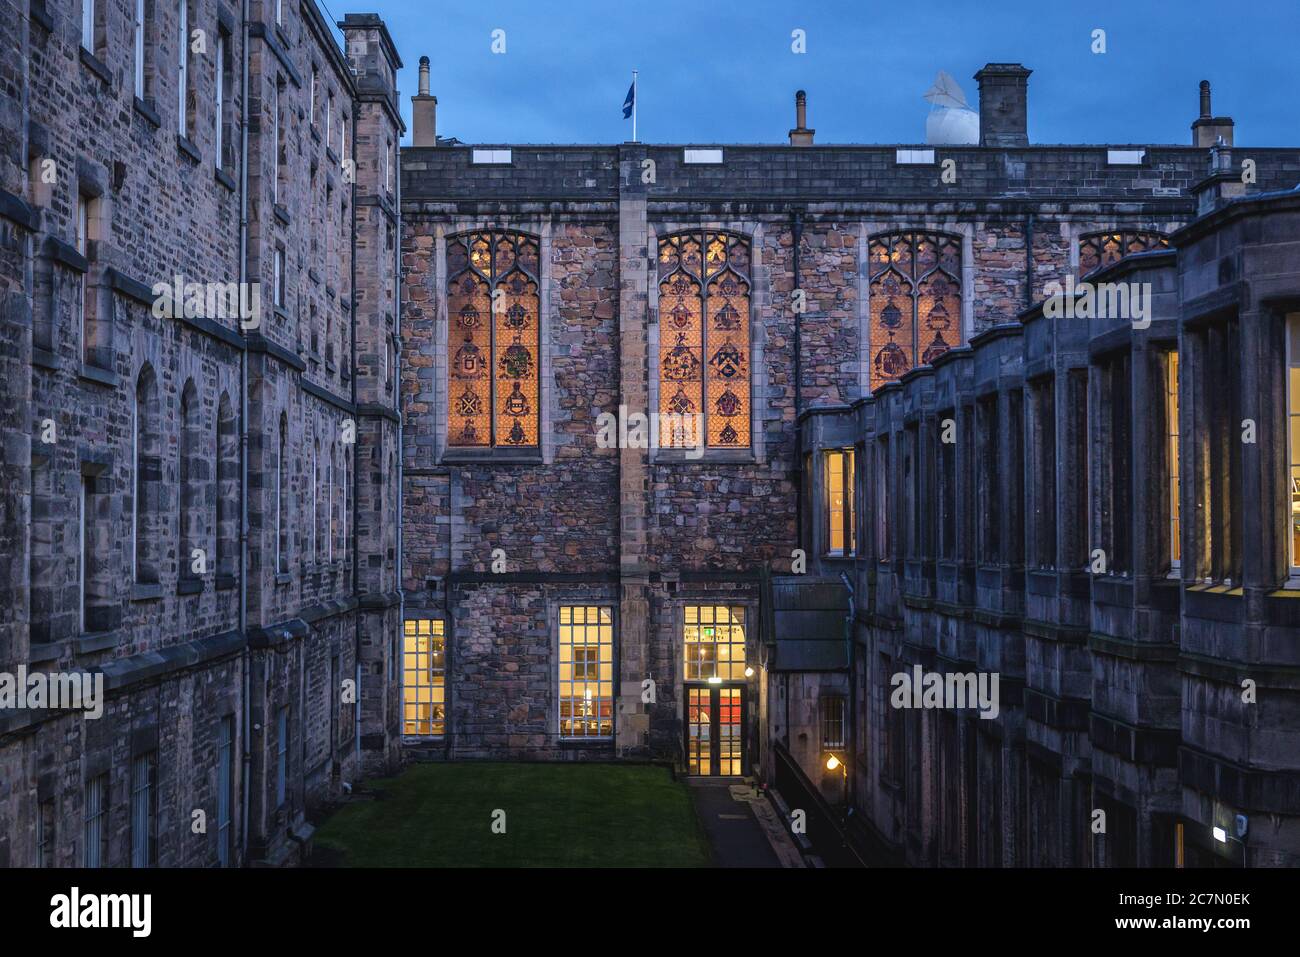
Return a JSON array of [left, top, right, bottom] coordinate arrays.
[[622, 81, 635, 119]]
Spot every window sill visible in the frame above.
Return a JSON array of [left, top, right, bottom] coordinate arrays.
[[75, 631, 119, 654], [30, 1, 53, 32], [176, 134, 202, 164], [651, 448, 756, 465], [273, 204, 291, 226], [275, 572, 293, 586], [131, 582, 163, 602], [558, 738, 614, 748], [215, 573, 238, 591], [78, 362, 118, 389], [440, 449, 543, 465], [32, 346, 60, 371], [177, 577, 204, 596], [133, 95, 162, 129], [79, 47, 111, 86], [215, 167, 236, 191], [27, 640, 66, 664]]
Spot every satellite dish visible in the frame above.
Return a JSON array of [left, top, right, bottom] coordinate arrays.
[[924, 70, 979, 145]]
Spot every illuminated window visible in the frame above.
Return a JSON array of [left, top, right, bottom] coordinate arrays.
[[684, 605, 747, 681], [403, 619, 446, 736], [824, 448, 856, 556], [1166, 351, 1180, 570], [1078, 230, 1168, 276], [656, 231, 752, 449], [446, 231, 541, 448], [558, 606, 614, 738], [868, 232, 961, 390]]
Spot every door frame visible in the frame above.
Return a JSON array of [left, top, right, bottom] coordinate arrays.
[[684, 683, 746, 776]]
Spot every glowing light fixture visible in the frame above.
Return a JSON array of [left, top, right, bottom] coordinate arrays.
[[1213, 826, 1227, 843], [825, 755, 841, 771], [744, 666, 755, 677], [707, 675, 722, 685]]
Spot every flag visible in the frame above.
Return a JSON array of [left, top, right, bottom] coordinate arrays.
[[622, 81, 635, 119]]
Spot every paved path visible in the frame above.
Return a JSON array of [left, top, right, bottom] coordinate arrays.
[[687, 779, 804, 868]]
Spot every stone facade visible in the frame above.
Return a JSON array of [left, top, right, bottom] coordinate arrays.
[[0, 0, 402, 866], [400, 64, 1300, 867]]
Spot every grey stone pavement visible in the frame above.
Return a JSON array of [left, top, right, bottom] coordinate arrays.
[[687, 779, 805, 868]]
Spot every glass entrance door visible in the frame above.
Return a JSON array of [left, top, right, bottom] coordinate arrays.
[[686, 685, 744, 775]]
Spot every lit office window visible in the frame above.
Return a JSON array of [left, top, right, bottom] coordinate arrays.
[[825, 448, 856, 556], [821, 696, 846, 750], [1288, 315, 1300, 572], [558, 606, 614, 738], [403, 619, 446, 736], [684, 605, 747, 681]]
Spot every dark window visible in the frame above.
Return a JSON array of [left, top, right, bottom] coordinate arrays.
[[217, 716, 234, 866], [1065, 370, 1089, 569], [1030, 376, 1057, 568], [36, 799, 55, 867], [821, 696, 846, 750], [1078, 230, 1168, 276], [938, 409, 957, 560], [976, 395, 1000, 564], [1096, 351, 1133, 576], [83, 773, 108, 868], [130, 751, 157, 868], [1194, 319, 1242, 583]]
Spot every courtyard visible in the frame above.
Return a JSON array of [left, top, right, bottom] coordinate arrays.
[[311, 763, 715, 868]]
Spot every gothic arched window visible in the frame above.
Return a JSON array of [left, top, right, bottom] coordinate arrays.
[[657, 231, 752, 449], [446, 231, 540, 448], [868, 232, 962, 391], [1078, 230, 1168, 276]]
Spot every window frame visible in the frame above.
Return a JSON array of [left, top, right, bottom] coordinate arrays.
[[83, 773, 108, 868], [820, 695, 847, 750], [444, 230, 543, 451], [557, 605, 616, 740], [682, 604, 749, 683], [655, 229, 754, 451], [823, 448, 856, 558], [1286, 314, 1300, 576], [402, 618, 447, 738], [130, 751, 158, 868]]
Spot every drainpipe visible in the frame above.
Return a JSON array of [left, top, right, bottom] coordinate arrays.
[[393, 106, 405, 774], [347, 93, 360, 771], [237, 0, 252, 863], [839, 571, 856, 810], [792, 208, 804, 546]]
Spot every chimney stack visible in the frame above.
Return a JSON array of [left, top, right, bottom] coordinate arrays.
[[789, 90, 814, 146], [412, 55, 438, 147], [1191, 80, 1234, 147], [974, 63, 1031, 147]]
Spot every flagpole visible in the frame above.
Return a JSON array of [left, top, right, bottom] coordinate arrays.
[[632, 70, 638, 143]]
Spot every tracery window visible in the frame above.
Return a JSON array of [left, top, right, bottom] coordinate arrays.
[[868, 232, 961, 391], [656, 231, 752, 449], [446, 231, 540, 448], [1078, 230, 1168, 276]]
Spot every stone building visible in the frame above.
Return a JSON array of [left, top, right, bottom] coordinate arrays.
[[400, 62, 1300, 866], [0, 0, 402, 866]]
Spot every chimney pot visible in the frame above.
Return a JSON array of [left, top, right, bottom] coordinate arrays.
[[412, 55, 437, 146], [789, 89, 814, 147], [1191, 79, 1233, 147]]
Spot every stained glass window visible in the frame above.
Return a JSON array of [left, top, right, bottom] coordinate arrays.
[[1078, 230, 1168, 276], [868, 232, 962, 391], [657, 231, 751, 449], [447, 231, 540, 448]]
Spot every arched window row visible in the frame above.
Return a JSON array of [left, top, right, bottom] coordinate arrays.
[[656, 230, 752, 449], [446, 230, 541, 449], [1078, 230, 1169, 276], [868, 231, 962, 392], [130, 371, 350, 588]]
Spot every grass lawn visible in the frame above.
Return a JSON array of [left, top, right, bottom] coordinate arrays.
[[311, 762, 713, 867]]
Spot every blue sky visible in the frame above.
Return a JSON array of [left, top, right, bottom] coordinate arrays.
[[349, 0, 1300, 147]]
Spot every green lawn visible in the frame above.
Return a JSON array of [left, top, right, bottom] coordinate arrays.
[[311, 762, 712, 867]]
